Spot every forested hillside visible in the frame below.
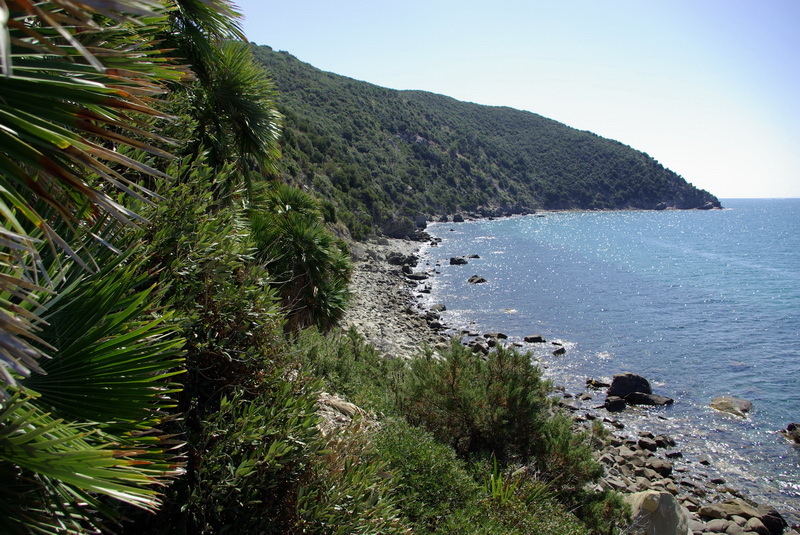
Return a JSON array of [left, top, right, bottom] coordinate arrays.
[[252, 45, 720, 238]]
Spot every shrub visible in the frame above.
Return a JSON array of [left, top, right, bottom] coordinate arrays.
[[295, 421, 409, 534], [373, 418, 480, 531], [185, 378, 322, 534], [297, 327, 405, 411], [399, 339, 551, 463]]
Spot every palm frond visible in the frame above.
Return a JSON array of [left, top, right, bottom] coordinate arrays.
[[0, 0, 185, 390]]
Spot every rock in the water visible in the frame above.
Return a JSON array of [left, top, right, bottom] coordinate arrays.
[[781, 422, 800, 444], [625, 490, 692, 535], [608, 372, 652, 397], [710, 396, 752, 418], [484, 332, 508, 339], [468, 275, 487, 284], [430, 303, 447, 312], [552, 346, 567, 356], [604, 396, 627, 412], [525, 334, 546, 343], [625, 392, 675, 406], [586, 378, 611, 389], [449, 256, 468, 265]]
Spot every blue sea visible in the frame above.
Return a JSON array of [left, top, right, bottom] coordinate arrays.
[[418, 199, 799, 519]]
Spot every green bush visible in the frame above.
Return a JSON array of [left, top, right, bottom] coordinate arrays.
[[185, 378, 322, 534], [399, 339, 551, 463], [295, 421, 409, 534], [297, 327, 405, 411], [373, 418, 481, 531]]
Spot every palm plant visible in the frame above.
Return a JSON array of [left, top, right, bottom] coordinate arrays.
[[187, 40, 283, 192], [0, 0, 184, 392], [250, 183, 352, 333], [0, 0, 279, 531], [166, 0, 282, 191], [1, 245, 185, 534]]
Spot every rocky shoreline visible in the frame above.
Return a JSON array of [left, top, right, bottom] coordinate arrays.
[[342, 236, 798, 535]]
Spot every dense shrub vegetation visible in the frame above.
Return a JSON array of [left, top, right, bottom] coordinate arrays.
[[252, 45, 720, 238]]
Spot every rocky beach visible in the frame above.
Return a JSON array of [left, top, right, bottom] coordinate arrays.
[[342, 235, 799, 535]]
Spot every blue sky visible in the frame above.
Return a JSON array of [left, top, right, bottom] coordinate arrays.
[[234, 0, 799, 198]]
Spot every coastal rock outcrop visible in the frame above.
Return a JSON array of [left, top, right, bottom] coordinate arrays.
[[524, 334, 546, 343], [608, 373, 652, 397], [710, 396, 752, 418], [468, 275, 487, 284], [625, 490, 692, 535], [625, 392, 675, 406], [604, 396, 627, 412], [449, 256, 468, 265], [780, 423, 800, 445]]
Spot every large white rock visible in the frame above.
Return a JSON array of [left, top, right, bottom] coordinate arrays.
[[625, 490, 692, 535], [710, 396, 752, 418]]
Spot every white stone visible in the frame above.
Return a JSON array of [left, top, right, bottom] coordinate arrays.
[[625, 490, 693, 535]]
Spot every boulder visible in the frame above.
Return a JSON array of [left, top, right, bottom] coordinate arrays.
[[745, 517, 771, 535], [382, 217, 417, 238], [386, 251, 417, 266], [645, 457, 673, 478], [452, 213, 464, 222], [525, 334, 546, 343], [752, 504, 787, 535], [604, 396, 627, 412], [781, 422, 800, 444], [552, 346, 567, 356], [586, 378, 611, 389], [710, 396, 752, 418], [484, 332, 508, 339], [470, 342, 489, 355], [625, 392, 675, 406], [608, 372, 652, 397], [449, 256, 468, 265], [558, 399, 580, 411], [625, 490, 692, 535], [429, 304, 447, 312], [698, 504, 729, 520], [638, 436, 658, 451], [706, 518, 732, 533], [467, 275, 487, 284]]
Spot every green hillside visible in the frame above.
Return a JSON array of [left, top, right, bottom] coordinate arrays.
[[252, 45, 720, 238]]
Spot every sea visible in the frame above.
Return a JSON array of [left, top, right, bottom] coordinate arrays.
[[417, 198, 800, 520]]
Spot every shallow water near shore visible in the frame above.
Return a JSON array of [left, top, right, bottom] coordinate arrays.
[[418, 199, 800, 521]]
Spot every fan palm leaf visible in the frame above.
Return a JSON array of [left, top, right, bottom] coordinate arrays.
[[0, 236, 185, 532], [0, 0, 184, 391]]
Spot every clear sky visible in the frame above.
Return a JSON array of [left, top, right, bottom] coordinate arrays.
[[234, 0, 800, 199]]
